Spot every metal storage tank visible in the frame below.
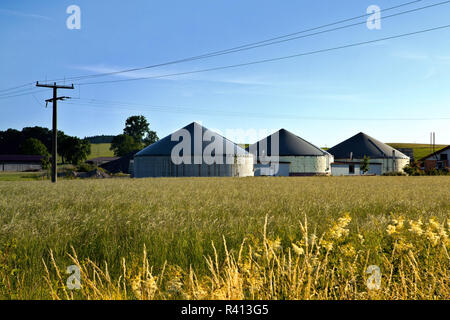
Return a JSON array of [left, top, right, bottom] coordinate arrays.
[[328, 132, 410, 175], [134, 122, 254, 178], [248, 129, 333, 176]]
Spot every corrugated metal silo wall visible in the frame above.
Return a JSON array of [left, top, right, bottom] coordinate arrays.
[[331, 158, 410, 175], [278, 155, 332, 175], [133, 155, 254, 178]]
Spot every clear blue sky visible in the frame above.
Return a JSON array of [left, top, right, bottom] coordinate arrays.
[[1, 0, 449, 147]]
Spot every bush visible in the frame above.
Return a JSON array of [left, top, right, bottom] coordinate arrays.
[[427, 168, 449, 176], [76, 163, 96, 173], [64, 168, 76, 179], [403, 164, 424, 176], [382, 171, 406, 176]]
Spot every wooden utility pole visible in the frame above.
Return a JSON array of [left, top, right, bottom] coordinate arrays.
[[36, 82, 74, 183]]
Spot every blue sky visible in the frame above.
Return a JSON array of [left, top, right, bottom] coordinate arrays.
[[0, 0, 449, 146]]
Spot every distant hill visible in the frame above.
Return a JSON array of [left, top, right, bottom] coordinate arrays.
[[85, 135, 115, 144], [321, 143, 447, 161], [387, 143, 447, 160]]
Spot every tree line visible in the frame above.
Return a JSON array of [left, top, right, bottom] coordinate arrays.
[[0, 127, 91, 167], [0, 115, 159, 168]]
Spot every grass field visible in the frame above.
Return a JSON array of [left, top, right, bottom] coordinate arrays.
[[0, 177, 448, 300], [0, 172, 45, 181], [87, 143, 115, 159]]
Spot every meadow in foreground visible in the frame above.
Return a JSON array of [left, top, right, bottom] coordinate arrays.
[[0, 177, 449, 299]]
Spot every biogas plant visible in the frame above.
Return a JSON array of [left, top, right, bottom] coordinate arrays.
[[133, 122, 409, 178]]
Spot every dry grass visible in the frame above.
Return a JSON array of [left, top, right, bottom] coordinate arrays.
[[0, 177, 449, 300]]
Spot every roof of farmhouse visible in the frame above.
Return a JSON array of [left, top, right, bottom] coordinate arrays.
[[328, 132, 409, 159], [418, 145, 450, 161], [248, 129, 329, 157], [135, 122, 249, 157]]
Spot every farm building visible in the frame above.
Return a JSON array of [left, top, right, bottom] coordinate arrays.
[[133, 122, 254, 178], [100, 152, 136, 175], [328, 132, 410, 175], [0, 155, 43, 172], [418, 145, 449, 171], [248, 129, 333, 176], [86, 157, 119, 166]]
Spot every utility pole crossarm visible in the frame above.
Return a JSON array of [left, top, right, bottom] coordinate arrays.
[[35, 81, 74, 183], [45, 96, 71, 103], [36, 81, 74, 89]]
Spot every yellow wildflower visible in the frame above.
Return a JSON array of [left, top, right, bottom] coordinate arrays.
[[387, 225, 397, 235], [292, 243, 304, 256], [408, 219, 423, 236]]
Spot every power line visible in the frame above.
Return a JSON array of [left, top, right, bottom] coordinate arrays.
[[0, 82, 35, 94], [76, 23, 450, 86], [63, 98, 450, 121], [0, 86, 40, 97], [32, 94, 45, 107], [0, 89, 44, 100], [38, 0, 425, 83], [0, 1, 445, 94], [0, 0, 439, 92]]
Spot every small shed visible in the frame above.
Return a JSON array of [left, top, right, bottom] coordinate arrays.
[[0, 155, 43, 172]]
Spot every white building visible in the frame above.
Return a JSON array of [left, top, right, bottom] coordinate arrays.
[[328, 132, 410, 176]]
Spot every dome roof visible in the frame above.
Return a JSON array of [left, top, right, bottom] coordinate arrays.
[[135, 122, 248, 157], [248, 129, 329, 157], [328, 132, 409, 159]]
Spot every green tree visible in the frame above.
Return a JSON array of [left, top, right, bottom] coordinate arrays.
[[123, 115, 149, 142], [59, 136, 91, 165], [110, 134, 141, 157], [123, 115, 159, 146], [20, 138, 49, 156], [360, 155, 370, 175], [57, 132, 71, 164], [22, 126, 52, 151], [143, 130, 159, 147], [19, 138, 50, 170], [0, 129, 22, 154]]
